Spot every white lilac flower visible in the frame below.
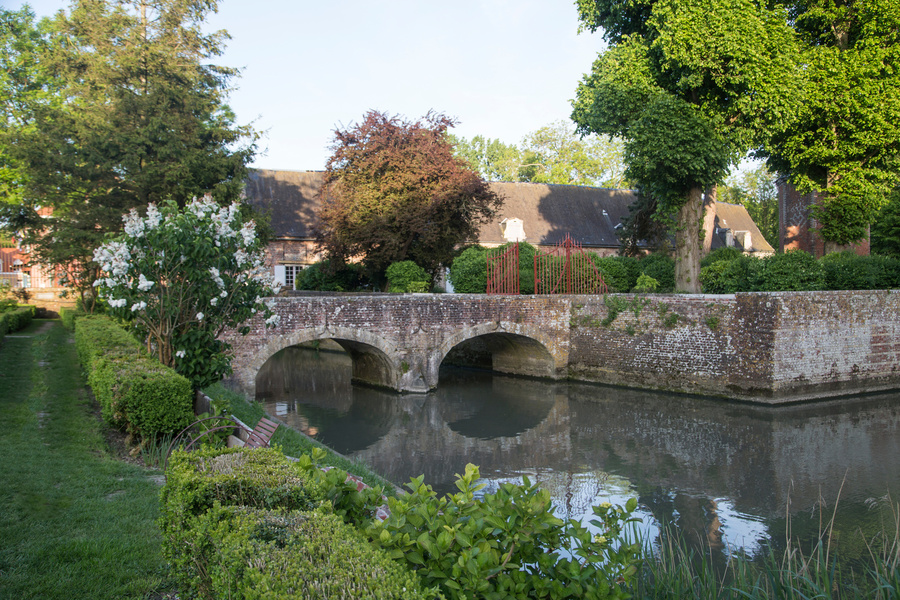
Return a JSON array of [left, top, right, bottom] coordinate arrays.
[[210, 297, 218, 306], [220, 290, 228, 298], [145, 203, 161, 229], [209, 267, 225, 289], [131, 301, 147, 312], [108, 298, 127, 308], [175, 350, 186, 359], [234, 249, 249, 267], [240, 222, 256, 247], [123, 209, 145, 237], [265, 314, 280, 327], [196, 312, 204, 321], [137, 274, 154, 292]]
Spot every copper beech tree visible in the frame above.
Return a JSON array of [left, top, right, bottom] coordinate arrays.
[[315, 110, 502, 282]]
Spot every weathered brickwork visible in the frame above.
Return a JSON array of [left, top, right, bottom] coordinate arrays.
[[225, 290, 900, 404]]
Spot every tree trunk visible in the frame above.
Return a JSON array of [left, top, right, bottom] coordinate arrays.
[[675, 187, 704, 293], [701, 184, 718, 255]]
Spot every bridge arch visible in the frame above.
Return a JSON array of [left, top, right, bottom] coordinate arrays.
[[433, 321, 567, 386], [244, 326, 403, 393]]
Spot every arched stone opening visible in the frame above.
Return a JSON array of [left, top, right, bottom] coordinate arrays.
[[438, 324, 560, 381], [246, 327, 402, 394]]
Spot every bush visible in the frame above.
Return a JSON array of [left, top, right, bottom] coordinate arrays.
[[594, 256, 637, 293], [638, 253, 675, 292], [368, 463, 641, 600], [633, 274, 659, 293], [700, 246, 744, 269], [74, 315, 192, 438], [449, 246, 488, 293], [0, 306, 34, 338], [821, 251, 900, 291], [296, 259, 366, 292], [74, 315, 142, 373], [757, 250, 825, 292], [88, 356, 193, 437], [191, 506, 435, 600], [59, 306, 85, 331], [700, 254, 761, 294], [386, 261, 429, 293]]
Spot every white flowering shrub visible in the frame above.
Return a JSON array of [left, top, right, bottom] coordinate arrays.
[[93, 197, 281, 389]]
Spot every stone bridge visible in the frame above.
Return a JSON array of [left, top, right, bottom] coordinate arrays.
[[224, 290, 900, 404]]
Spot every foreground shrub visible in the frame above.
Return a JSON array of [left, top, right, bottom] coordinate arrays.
[[0, 305, 34, 338], [88, 356, 193, 437], [368, 463, 641, 600], [59, 306, 85, 330], [757, 249, 825, 291], [386, 260, 430, 293], [700, 254, 761, 293], [638, 253, 675, 292], [594, 256, 638, 293], [449, 246, 488, 293], [192, 506, 435, 600], [74, 315, 192, 438], [821, 251, 900, 291], [297, 259, 366, 292]]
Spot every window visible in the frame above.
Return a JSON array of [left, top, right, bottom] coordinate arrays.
[[284, 264, 303, 290]]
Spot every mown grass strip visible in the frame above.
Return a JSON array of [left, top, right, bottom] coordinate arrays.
[[0, 321, 174, 599]]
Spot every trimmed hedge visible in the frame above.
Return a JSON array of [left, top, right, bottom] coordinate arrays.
[[59, 306, 85, 330], [160, 447, 424, 598], [187, 506, 432, 600], [0, 306, 35, 340], [74, 315, 192, 438]]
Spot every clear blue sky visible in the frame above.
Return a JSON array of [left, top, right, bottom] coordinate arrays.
[[15, 0, 607, 171]]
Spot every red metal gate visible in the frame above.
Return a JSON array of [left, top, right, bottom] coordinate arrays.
[[486, 243, 520, 295], [534, 234, 608, 295]]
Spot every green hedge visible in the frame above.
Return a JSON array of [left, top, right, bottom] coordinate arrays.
[[59, 306, 85, 330], [0, 306, 35, 339], [74, 315, 192, 438], [160, 447, 410, 598], [186, 506, 433, 600]]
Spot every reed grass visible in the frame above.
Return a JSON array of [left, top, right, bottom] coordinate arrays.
[[632, 494, 900, 599]]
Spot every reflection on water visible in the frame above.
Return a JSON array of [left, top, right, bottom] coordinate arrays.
[[256, 346, 900, 561]]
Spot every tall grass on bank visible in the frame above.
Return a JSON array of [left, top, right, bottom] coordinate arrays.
[[0, 321, 174, 599], [633, 500, 900, 599]]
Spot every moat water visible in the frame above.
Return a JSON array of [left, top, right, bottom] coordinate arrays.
[[255, 346, 900, 563]]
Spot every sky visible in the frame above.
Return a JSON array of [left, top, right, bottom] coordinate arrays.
[[13, 0, 608, 171]]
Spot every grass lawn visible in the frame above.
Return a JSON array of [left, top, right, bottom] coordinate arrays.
[[0, 320, 175, 599]]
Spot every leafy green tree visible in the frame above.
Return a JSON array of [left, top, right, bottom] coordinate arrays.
[[719, 165, 779, 249], [93, 197, 279, 390], [0, 0, 256, 310], [871, 187, 900, 256], [447, 134, 524, 182], [520, 120, 627, 188], [450, 122, 627, 188], [316, 110, 502, 280], [572, 0, 801, 292], [764, 0, 900, 251]]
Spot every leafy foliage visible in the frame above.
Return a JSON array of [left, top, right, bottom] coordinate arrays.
[[764, 0, 900, 247], [449, 246, 488, 294], [296, 259, 368, 292], [316, 110, 501, 278], [718, 165, 779, 249], [367, 463, 642, 600], [93, 198, 280, 390], [0, 0, 256, 310], [572, 0, 801, 291], [386, 261, 430, 293], [871, 189, 900, 256], [450, 122, 627, 187]]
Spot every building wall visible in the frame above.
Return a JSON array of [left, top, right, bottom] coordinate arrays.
[[777, 180, 870, 257]]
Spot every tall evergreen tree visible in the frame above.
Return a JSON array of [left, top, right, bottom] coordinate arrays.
[[0, 0, 256, 308]]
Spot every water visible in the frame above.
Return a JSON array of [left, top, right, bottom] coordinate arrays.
[[255, 345, 900, 562]]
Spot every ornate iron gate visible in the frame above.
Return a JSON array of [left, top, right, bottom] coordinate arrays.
[[486, 243, 520, 295], [534, 234, 608, 295]]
